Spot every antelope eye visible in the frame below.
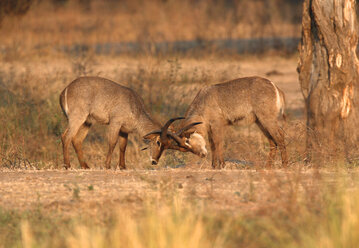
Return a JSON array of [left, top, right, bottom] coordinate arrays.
[[156, 141, 161, 146]]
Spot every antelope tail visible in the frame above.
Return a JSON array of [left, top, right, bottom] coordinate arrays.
[[59, 87, 69, 118]]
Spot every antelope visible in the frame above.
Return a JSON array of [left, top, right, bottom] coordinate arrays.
[[144, 76, 288, 168], [59, 76, 181, 169]]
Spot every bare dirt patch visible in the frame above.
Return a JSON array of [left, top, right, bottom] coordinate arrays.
[[1, 168, 358, 216]]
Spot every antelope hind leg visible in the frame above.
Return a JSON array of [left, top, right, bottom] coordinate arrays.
[[72, 123, 91, 169]]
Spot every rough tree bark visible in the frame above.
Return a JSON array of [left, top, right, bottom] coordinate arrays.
[[298, 0, 359, 163]]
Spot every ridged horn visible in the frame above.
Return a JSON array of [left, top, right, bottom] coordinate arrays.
[[176, 122, 203, 136], [160, 117, 184, 143]]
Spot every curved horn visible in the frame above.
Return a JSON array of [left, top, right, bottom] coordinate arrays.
[[167, 144, 191, 152], [167, 133, 196, 153], [167, 132, 187, 147], [160, 117, 184, 142], [176, 122, 203, 136], [143, 130, 161, 139]]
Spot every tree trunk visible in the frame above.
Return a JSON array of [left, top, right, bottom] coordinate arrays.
[[298, 0, 359, 164]]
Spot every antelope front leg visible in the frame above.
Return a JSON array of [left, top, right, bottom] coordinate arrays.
[[118, 131, 128, 170], [105, 125, 120, 169], [208, 125, 225, 169], [208, 129, 218, 168]]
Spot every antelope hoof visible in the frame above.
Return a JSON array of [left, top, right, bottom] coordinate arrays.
[[81, 162, 90, 169], [281, 163, 289, 169], [119, 165, 126, 170], [63, 164, 71, 170], [211, 163, 221, 170]]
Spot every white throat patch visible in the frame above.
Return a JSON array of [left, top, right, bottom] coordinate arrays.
[[191, 133, 207, 154]]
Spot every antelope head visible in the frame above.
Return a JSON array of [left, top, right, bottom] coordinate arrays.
[[173, 121, 207, 158], [143, 117, 205, 165]]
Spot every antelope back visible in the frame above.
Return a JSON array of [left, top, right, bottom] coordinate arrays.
[[60, 76, 150, 129], [185, 77, 285, 124]]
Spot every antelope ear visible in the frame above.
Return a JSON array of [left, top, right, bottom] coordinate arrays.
[[143, 134, 155, 140], [143, 132, 161, 140], [184, 138, 192, 149]]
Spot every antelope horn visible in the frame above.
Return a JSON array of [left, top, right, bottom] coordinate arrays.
[[160, 117, 185, 143], [167, 132, 188, 148], [167, 133, 197, 153], [176, 122, 203, 136], [167, 144, 191, 152], [143, 130, 184, 146]]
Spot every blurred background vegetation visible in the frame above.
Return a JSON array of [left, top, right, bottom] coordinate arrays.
[[0, 0, 302, 47]]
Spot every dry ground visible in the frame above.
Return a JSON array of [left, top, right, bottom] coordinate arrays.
[[1, 167, 358, 215]]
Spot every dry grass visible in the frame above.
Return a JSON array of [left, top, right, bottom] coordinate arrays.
[[1, 169, 359, 248]]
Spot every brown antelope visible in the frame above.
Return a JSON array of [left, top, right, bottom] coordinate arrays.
[[144, 76, 288, 168], [59, 76, 181, 169]]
